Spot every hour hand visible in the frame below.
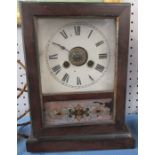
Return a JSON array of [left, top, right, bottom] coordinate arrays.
[[52, 42, 69, 52]]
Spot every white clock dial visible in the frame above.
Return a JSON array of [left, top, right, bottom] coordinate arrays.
[[46, 22, 110, 88]]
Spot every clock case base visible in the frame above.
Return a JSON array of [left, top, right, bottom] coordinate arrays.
[[26, 127, 135, 152]]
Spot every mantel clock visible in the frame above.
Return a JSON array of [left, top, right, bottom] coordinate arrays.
[[20, 2, 134, 152]]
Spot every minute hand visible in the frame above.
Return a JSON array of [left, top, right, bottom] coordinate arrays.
[[52, 42, 70, 52]]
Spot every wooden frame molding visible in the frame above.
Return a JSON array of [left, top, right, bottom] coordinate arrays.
[[20, 2, 134, 151]]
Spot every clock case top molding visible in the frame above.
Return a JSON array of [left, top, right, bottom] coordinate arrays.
[[20, 2, 135, 152]]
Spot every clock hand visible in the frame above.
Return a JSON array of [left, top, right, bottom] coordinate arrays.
[[52, 42, 70, 52]]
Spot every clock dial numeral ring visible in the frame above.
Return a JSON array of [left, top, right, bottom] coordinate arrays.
[[46, 22, 110, 88]]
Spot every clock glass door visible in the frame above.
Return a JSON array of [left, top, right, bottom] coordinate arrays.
[[35, 17, 118, 127]]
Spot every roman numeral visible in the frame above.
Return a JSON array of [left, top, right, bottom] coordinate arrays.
[[99, 53, 107, 59], [96, 41, 104, 47], [77, 77, 81, 85], [52, 65, 61, 75], [88, 75, 94, 81], [88, 30, 93, 38], [62, 73, 69, 83], [60, 30, 68, 39], [74, 26, 80, 35], [95, 64, 104, 72], [49, 54, 58, 59]]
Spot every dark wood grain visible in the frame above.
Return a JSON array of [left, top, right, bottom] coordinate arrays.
[[115, 5, 131, 125], [20, 3, 42, 137], [43, 92, 114, 102], [40, 123, 128, 137], [20, 2, 133, 151], [26, 134, 134, 152], [20, 2, 129, 17]]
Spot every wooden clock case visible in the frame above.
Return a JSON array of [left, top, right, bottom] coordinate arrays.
[[20, 2, 135, 152]]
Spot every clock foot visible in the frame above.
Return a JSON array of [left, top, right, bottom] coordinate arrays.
[[26, 131, 135, 152]]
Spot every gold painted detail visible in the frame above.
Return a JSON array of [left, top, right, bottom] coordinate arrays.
[[45, 99, 113, 125], [68, 104, 89, 121]]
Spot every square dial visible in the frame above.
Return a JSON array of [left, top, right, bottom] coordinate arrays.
[[35, 18, 117, 94]]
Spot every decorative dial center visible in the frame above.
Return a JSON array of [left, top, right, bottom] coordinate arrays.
[[69, 47, 88, 66]]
